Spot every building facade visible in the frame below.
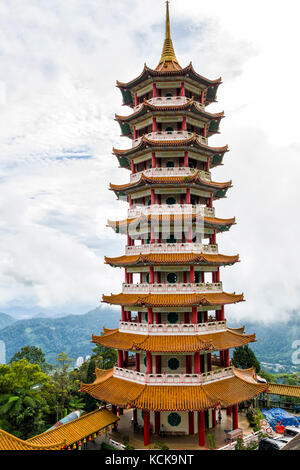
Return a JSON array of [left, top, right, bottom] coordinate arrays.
[[81, 3, 268, 447]]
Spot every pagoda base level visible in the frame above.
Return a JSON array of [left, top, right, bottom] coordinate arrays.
[[110, 406, 253, 449]]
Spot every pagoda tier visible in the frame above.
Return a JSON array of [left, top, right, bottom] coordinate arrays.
[[91, 328, 255, 352], [80, 367, 267, 412], [113, 135, 228, 170], [116, 99, 224, 139], [81, 2, 263, 447], [104, 252, 239, 267], [109, 171, 232, 201]]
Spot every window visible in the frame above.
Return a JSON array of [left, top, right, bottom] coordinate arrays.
[[166, 197, 176, 205], [167, 312, 179, 324], [166, 126, 174, 133], [167, 273, 177, 284], [166, 161, 175, 168], [168, 413, 181, 427], [168, 357, 180, 370]]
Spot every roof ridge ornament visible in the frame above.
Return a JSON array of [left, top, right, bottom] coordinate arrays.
[[156, 1, 182, 71]]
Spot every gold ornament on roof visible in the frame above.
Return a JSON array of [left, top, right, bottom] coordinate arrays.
[[156, 1, 182, 71]]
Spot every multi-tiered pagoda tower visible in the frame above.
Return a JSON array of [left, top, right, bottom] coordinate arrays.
[[81, 3, 268, 447]]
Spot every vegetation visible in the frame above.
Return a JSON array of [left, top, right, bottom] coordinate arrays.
[[206, 432, 217, 450], [246, 408, 264, 431], [10, 346, 50, 372], [232, 345, 261, 373], [234, 436, 259, 451], [153, 440, 169, 450]]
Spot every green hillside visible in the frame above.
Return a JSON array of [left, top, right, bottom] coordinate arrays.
[[0, 312, 15, 330], [0, 307, 119, 365]]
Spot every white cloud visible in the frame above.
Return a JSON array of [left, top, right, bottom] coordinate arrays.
[[0, 0, 299, 321]]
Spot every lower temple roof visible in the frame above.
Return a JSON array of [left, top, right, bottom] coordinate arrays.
[[91, 327, 255, 353], [80, 367, 268, 411], [102, 292, 244, 308], [104, 252, 239, 267]]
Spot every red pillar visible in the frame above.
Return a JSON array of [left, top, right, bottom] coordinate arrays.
[[152, 117, 157, 132], [182, 116, 187, 131], [232, 404, 239, 430], [154, 411, 160, 434], [216, 268, 220, 282], [188, 411, 194, 435], [133, 126, 137, 139], [151, 189, 156, 205], [180, 82, 185, 96], [149, 266, 154, 284], [131, 160, 135, 173], [184, 151, 189, 167], [184, 311, 190, 323], [226, 406, 232, 416], [207, 353, 212, 371], [144, 410, 150, 446], [148, 307, 153, 324], [212, 408, 217, 428], [155, 355, 161, 374], [146, 351, 152, 374], [186, 188, 191, 204], [194, 351, 201, 374], [186, 355, 192, 374], [135, 353, 140, 372], [192, 307, 198, 324], [134, 93, 138, 106], [200, 90, 204, 104], [153, 83, 157, 98], [121, 306, 126, 321], [123, 351, 128, 367], [220, 305, 225, 321], [189, 265, 195, 283], [151, 152, 156, 169], [198, 410, 205, 447], [117, 350, 123, 368]]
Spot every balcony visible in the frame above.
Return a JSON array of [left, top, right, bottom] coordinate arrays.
[[128, 204, 215, 219], [124, 243, 218, 255], [133, 96, 205, 112], [122, 282, 223, 294], [132, 131, 208, 148], [113, 366, 234, 386], [119, 320, 227, 336], [130, 167, 211, 183]]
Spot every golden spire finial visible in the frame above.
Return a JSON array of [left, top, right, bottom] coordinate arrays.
[[156, 1, 181, 71]]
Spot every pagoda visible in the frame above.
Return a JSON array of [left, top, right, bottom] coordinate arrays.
[[81, 2, 268, 447]]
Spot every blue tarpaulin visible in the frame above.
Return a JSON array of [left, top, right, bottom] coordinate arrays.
[[262, 408, 300, 431]]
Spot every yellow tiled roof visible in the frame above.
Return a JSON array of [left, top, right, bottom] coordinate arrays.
[[80, 368, 268, 411], [0, 429, 64, 451], [91, 328, 256, 353], [105, 252, 239, 267], [27, 409, 118, 448], [267, 383, 300, 398]]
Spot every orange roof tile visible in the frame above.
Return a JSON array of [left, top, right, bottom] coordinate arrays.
[[267, 383, 300, 398], [91, 328, 255, 353], [104, 252, 239, 267], [27, 409, 118, 448], [0, 429, 64, 450], [102, 292, 244, 308], [109, 172, 232, 193], [80, 368, 268, 411]]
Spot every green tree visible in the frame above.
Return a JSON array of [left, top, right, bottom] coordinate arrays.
[[10, 346, 50, 372], [83, 358, 98, 412], [92, 344, 117, 369], [232, 345, 261, 373], [0, 359, 51, 439], [51, 352, 74, 421]]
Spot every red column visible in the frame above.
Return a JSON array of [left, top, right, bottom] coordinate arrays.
[[117, 350, 123, 368], [184, 151, 189, 167], [186, 188, 191, 204], [225, 349, 230, 367], [220, 306, 225, 321], [203, 124, 207, 137], [184, 311, 190, 323], [226, 407, 232, 416], [216, 268, 220, 282], [182, 116, 187, 131], [212, 408, 217, 428], [149, 266, 154, 284], [155, 355, 161, 374], [151, 189, 156, 205], [232, 404, 239, 430], [192, 307, 198, 324], [123, 351, 128, 367], [188, 411, 194, 435], [144, 410, 150, 446], [152, 117, 157, 132], [121, 306, 126, 321], [135, 353, 140, 372], [190, 266, 195, 283], [154, 411, 160, 434], [207, 353, 212, 371], [138, 311, 141, 323], [131, 160, 135, 173], [180, 82, 185, 96], [198, 410, 205, 447], [148, 307, 153, 325], [146, 351, 152, 374], [194, 351, 201, 373], [156, 312, 161, 324], [153, 83, 157, 98], [151, 152, 156, 168], [186, 355, 192, 374], [208, 194, 213, 208], [200, 90, 204, 104], [133, 126, 137, 139], [206, 158, 210, 172], [134, 93, 138, 106]]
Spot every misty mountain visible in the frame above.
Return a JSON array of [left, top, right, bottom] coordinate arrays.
[[0, 312, 15, 330]]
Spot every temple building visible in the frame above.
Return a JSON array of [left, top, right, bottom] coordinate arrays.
[[81, 2, 268, 447]]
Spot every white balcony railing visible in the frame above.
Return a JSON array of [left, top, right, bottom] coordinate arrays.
[[119, 320, 227, 336], [124, 243, 218, 255], [132, 131, 208, 148], [113, 366, 234, 386], [128, 204, 215, 219], [122, 282, 222, 294], [133, 96, 205, 112], [130, 167, 211, 183]]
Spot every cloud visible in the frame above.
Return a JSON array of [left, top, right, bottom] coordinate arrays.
[[0, 0, 299, 321]]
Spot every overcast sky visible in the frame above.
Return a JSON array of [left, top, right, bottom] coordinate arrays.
[[0, 0, 299, 322]]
